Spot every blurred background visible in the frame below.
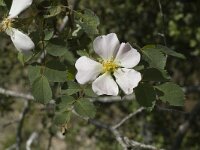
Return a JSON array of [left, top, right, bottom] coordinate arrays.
[[0, 0, 200, 149]]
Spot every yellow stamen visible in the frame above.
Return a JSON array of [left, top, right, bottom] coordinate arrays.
[[102, 59, 118, 73], [0, 17, 13, 32]]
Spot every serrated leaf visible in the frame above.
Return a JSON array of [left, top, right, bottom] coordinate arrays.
[[77, 50, 90, 57], [44, 60, 67, 82], [155, 82, 185, 106], [84, 85, 97, 97], [46, 39, 67, 56], [44, 6, 62, 18], [74, 98, 96, 118], [142, 47, 167, 70], [28, 65, 41, 84], [135, 83, 156, 107], [142, 68, 170, 82], [58, 95, 76, 110], [32, 75, 52, 104], [62, 81, 81, 95], [75, 9, 100, 37], [143, 45, 185, 59], [63, 50, 76, 65], [44, 29, 54, 41], [54, 111, 71, 125]]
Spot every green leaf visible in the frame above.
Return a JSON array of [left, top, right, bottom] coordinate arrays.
[[135, 83, 156, 107], [17, 52, 25, 65], [142, 68, 170, 82], [54, 111, 71, 125], [28, 65, 41, 84], [44, 6, 62, 18], [75, 9, 100, 37], [156, 45, 185, 59], [63, 50, 76, 65], [84, 85, 97, 97], [142, 47, 167, 70], [74, 98, 96, 118], [44, 60, 67, 82], [155, 82, 185, 106], [32, 75, 52, 104], [17, 52, 32, 65], [46, 39, 67, 57], [44, 29, 54, 41], [143, 45, 185, 59], [62, 81, 81, 95], [77, 49, 90, 57], [58, 95, 76, 111], [0, 0, 6, 6]]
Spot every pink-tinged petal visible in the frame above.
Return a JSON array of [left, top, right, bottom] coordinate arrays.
[[8, 28, 35, 53], [114, 68, 141, 95], [92, 73, 119, 96], [93, 33, 120, 60], [9, 0, 33, 18], [115, 43, 140, 68], [75, 56, 103, 84]]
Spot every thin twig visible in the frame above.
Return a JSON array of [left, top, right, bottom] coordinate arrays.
[[26, 132, 38, 150], [46, 134, 53, 150], [112, 107, 145, 129], [157, 0, 167, 46], [1, 119, 19, 129], [171, 102, 200, 150], [0, 87, 34, 100], [16, 101, 30, 150]]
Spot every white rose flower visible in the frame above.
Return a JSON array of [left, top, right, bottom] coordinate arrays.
[[0, 0, 34, 53], [75, 33, 142, 96]]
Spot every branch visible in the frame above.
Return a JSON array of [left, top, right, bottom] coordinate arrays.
[[73, 111, 163, 150], [157, 0, 167, 46], [171, 102, 200, 150], [16, 101, 30, 150], [112, 107, 145, 129], [0, 87, 34, 101], [26, 132, 38, 150], [1, 119, 19, 129]]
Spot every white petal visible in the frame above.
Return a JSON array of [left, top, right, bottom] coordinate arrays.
[[92, 73, 119, 96], [93, 33, 120, 60], [115, 43, 141, 68], [114, 68, 141, 95], [9, 0, 33, 18], [9, 28, 35, 53], [75, 56, 103, 84]]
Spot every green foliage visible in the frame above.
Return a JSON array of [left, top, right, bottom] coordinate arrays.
[[44, 60, 67, 82], [0, 0, 5, 6], [142, 45, 167, 70], [135, 83, 156, 108], [44, 5, 63, 18], [155, 82, 185, 106], [142, 68, 170, 82], [44, 29, 54, 41], [74, 98, 96, 118], [75, 9, 100, 37], [58, 95, 76, 111], [54, 111, 71, 125], [1, 0, 193, 148], [62, 81, 81, 95], [32, 75, 52, 104], [46, 39, 68, 57], [28, 65, 41, 84], [142, 45, 185, 59]]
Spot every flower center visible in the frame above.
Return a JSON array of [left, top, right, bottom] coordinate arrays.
[[0, 18, 12, 32], [102, 59, 118, 73]]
